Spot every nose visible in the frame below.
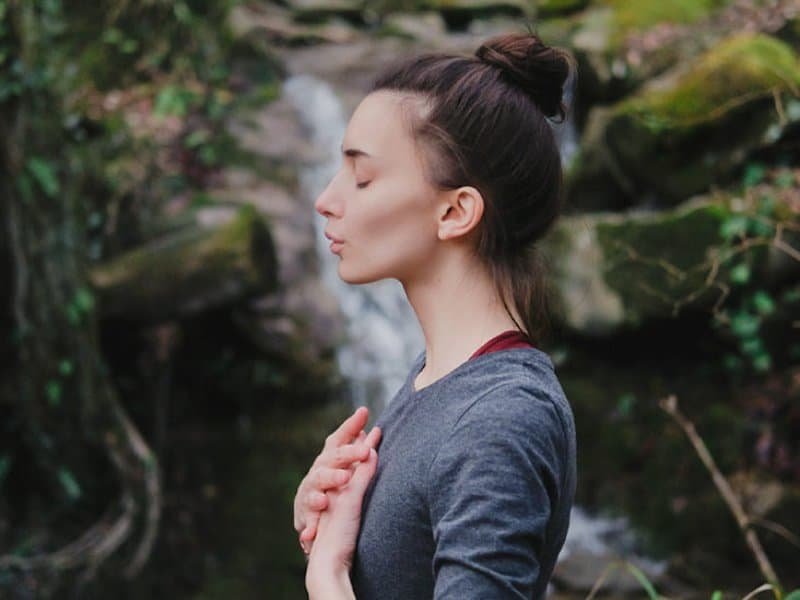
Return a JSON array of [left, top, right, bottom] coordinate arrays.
[[314, 176, 341, 218]]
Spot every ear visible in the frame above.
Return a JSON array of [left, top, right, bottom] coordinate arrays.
[[436, 186, 484, 242]]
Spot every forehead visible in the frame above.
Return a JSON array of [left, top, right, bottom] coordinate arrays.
[[343, 91, 420, 161]]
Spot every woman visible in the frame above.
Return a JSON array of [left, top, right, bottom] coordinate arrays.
[[293, 29, 578, 600]]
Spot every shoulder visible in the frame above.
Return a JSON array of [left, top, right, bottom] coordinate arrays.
[[450, 353, 574, 452]]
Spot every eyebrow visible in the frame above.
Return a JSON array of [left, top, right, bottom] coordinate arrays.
[[340, 144, 373, 160]]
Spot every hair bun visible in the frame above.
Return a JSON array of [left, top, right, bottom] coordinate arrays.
[[475, 32, 574, 122]]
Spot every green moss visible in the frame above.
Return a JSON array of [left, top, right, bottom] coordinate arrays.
[[594, 195, 771, 321], [619, 33, 800, 133], [537, 0, 589, 17], [600, 0, 727, 38], [596, 202, 724, 321]]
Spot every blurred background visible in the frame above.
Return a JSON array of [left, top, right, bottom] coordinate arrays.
[[1, 0, 799, 598]]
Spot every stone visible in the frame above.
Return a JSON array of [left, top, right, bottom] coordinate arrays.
[[567, 32, 800, 209], [381, 11, 447, 42], [541, 185, 799, 335]]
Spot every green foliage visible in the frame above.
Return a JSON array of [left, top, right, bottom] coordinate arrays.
[[711, 167, 797, 376], [26, 157, 60, 198], [57, 467, 81, 501], [1, 2, 282, 591]]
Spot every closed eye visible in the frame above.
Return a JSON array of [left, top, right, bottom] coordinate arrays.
[[356, 181, 371, 189]]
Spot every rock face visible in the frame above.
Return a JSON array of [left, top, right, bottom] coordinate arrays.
[[567, 32, 800, 210], [542, 186, 798, 335]]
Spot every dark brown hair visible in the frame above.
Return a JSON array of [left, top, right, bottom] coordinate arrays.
[[369, 30, 576, 346]]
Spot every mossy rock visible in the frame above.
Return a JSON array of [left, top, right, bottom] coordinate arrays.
[[536, 0, 589, 17], [596, 0, 727, 44], [618, 32, 800, 133], [287, 0, 367, 24], [569, 33, 800, 208], [422, 0, 533, 27], [541, 187, 796, 335], [559, 0, 731, 102]]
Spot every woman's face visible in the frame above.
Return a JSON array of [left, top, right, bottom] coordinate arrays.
[[314, 90, 442, 285]]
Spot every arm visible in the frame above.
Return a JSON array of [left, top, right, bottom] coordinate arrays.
[[306, 562, 355, 600], [427, 388, 567, 599], [304, 446, 379, 600]]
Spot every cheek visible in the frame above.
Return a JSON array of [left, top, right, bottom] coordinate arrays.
[[351, 185, 436, 261]]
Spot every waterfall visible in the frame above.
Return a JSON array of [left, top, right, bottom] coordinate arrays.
[[283, 74, 424, 419]]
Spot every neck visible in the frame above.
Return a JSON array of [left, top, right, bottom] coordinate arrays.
[[400, 248, 522, 387]]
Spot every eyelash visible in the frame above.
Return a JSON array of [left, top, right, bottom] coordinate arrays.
[[356, 181, 371, 189]]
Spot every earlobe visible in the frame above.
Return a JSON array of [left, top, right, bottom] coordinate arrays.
[[437, 186, 484, 242]]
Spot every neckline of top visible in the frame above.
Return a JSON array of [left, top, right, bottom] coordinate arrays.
[[407, 345, 554, 396]]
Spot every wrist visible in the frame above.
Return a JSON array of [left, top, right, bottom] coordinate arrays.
[[306, 562, 354, 600]]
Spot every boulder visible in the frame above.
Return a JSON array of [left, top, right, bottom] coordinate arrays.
[[536, 0, 588, 18], [90, 204, 278, 321], [541, 185, 799, 335], [425, 0, 532, 29], [567, 33, 800, 210], [286, 0, 366, 24], [549, 0, 727, 104]]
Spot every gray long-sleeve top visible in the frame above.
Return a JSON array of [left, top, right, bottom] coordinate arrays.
[[351, 346, 577, 599]]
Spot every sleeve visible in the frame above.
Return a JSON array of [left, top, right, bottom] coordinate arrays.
[[426, 388, 566, 599]]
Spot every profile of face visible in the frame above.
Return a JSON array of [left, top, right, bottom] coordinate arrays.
[[314, 90, 483, 286]]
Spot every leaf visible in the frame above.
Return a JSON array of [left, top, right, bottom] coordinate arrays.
[[45, 380, 61, 407], [731, 312, 760, 338], [59, 359, 73, 376], [73, 287, 95, 313], [730, 263, 751, 285], [65, 303, 81, 326], [751, 291, 775, 315], [154, 85, 197, 117], [783, 590, 800, 600], [57, 468, 82, 501], [719, 215, 748, 240], [26, 157, 59, 197], [747, 217, 774, 238], [752, 352, 772, 373], [740, 337, 764, 357], [622, 561, 659, 600], [742, 162, 766, 187], [710, 590, 722, 600], [616, 393, 636, 418], [183, 129, 210, 148]]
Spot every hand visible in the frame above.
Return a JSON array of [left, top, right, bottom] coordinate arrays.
[[306, 445, 378, 598], [294, 406, 382, 555]]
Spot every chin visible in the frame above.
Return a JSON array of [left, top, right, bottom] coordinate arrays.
[[337, 261, 391, 285]]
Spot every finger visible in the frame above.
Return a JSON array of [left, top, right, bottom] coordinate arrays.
[[305, 513, 320, 540], [313, 466, 353, 490], [325, 406, 369, 448], [300, 524, 316, 543], [365, 425, 382, 449], [304, 489, 328, 511], [329, 443, 370, 468]]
